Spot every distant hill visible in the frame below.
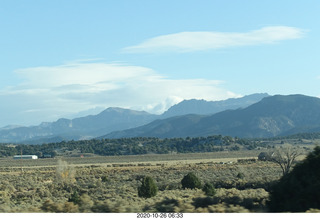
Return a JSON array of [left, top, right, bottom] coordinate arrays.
[[103, 94, 320, 139], [0, 93, 270, 144], [0, 107, 157, 143], [161, 93, 269, 118], [2, 93, 316, 143]]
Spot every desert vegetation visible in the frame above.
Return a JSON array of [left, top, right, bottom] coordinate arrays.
[[0, 155, 273, 212], [0, 136, 319, 213]]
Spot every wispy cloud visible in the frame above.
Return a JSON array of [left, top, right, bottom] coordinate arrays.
[[0, 61, 239, 126], [123, 26, 306, 53]]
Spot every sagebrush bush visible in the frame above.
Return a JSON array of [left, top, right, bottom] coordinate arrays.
[[79, 193, 94, 212], [207, 203, 249, 213], [68, 191, 80, 205], [138, 176, 158, 198], [181, 172, 202, 189], [236, 172, 245, 179], [91, 200, 112, 213], [202, 183, 216, 196], [101, 176, 109, 182], [155, 198, 179, 212]]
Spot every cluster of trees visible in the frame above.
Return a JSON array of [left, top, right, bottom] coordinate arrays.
[[259, 132, 320, 141], [0, 135, 262, 157], [0, 143, 57, 158], [138, 172, 215, 199]]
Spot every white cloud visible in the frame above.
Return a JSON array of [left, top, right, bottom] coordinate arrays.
[[0, 61, 239, 126], [123, 26, 306, 53], [16, 62, 156, 87]]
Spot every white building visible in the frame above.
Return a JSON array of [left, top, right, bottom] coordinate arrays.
[[13, 155, 38, 160]]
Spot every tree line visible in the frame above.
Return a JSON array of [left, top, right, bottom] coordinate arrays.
[[0, 135, 261, 157]]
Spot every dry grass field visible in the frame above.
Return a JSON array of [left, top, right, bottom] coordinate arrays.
[[0, 149, 291, 213]]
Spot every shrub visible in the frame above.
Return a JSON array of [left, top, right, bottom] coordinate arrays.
[[138, 176, 158, 198], [268, 146, 320, 212], [155, 198, 180, 212], [258, 152, 271, 161], [202, 183, 216, 196], [207, 203, 249, 213], [181, 172, 202, 189], [79, 194, 94, 212], [101, 176, 109, 182], [236, 172, 245, 179], [63, 202, 79, 213], [68, 191, 80, 205], [91, 200, 112, 213], [41, 200, 63, 212], [41, 199, 79, 213], [193, 196, 216, 208]]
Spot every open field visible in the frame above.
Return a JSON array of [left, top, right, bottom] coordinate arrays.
[[0, 150, 282, 213], [0, 148, 315, 213], [0, 150, 262, 168]]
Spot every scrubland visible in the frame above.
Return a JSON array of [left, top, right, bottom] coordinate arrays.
[[0, 150, 287, 213]]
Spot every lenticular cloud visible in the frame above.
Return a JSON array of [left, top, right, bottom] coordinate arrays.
[[123, 26, 305, 53]]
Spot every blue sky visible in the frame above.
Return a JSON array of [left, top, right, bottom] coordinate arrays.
[[0, 0, 319, 127]]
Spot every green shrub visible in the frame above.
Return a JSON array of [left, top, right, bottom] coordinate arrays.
[[268, 146, 320, 212], [68, 191, 80, 205], [138, 176, 158, 198], [202, 183, 216, 196], [101, 176, 109, 182], [236, 172, 245, 179], [181, 172, 202, 189], [193, 196, 216, 208]]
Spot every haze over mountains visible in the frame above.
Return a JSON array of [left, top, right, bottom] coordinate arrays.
[[0, 108, 157, 143], [2, 93, 320, 143], [105, 94, 320, 139], [0, 93, 267, 143]]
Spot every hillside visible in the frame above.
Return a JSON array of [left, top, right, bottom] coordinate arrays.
[[103, 94, 320, 138], [161, 93, 269, 118], [0, 107, 157, 143], [0, 93, 268, 143]]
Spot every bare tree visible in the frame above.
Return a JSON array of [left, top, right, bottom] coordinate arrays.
[[267, 144, 303, 176]]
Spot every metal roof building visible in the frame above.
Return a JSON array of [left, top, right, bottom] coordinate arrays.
[[13, 155, 38, 160]]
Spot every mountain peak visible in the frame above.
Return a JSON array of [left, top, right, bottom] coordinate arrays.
[[104, 94, 320, 139], [102, 107, 151, 116], [0, 107, 158, 143], [161, 93, 269, 118]]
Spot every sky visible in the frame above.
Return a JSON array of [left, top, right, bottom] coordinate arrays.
[[0, 0, 320, 127]]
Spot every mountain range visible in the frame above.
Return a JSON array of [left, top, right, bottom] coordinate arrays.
[[161, 93, 269, 118], [0, 108, 157, 143], [2, 93, 320, 143], [103, 94, 320, 139]]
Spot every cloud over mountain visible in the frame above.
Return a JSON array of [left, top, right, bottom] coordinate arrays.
[[0, 61, 239, 127]]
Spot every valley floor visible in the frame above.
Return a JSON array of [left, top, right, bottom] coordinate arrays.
[[0, 150, 308, 213]]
